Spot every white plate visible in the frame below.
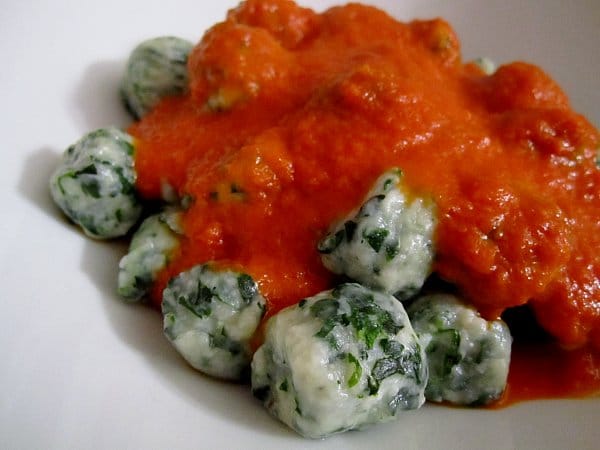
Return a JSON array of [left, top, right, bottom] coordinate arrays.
[[1, 1, 598, 448]]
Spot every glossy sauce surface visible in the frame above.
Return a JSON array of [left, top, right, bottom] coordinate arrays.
[[129, 0, 600, 402]]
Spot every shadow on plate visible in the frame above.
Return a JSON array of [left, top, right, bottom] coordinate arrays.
[[17, 59, 132, 229], [16, 146, 72, 226], [70, 59, 132, 132]]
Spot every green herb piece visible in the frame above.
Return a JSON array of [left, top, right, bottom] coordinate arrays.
[[364, 228, 389, 252], [346, 353, 362, 388]]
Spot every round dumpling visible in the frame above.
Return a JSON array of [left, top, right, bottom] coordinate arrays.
[[162, 264, 266, 381], [251, 283, 427, 438], [49, 128, 142, 239], [408, 293, 512, 405], [318, 168, 437, 300]]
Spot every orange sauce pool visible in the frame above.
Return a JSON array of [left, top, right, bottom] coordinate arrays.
[[128, 0, 600, 403], [501, 343, 600, 404]]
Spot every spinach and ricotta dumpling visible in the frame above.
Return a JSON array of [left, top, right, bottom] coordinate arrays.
[[318, 168, 437, 300], [407, 293, 512, 405], [251, 283, 427, 439], [122, 36, 193, 118], [118, 210, 182, 301], [49, 127, 142, 239], [162, 264, 266, 381]]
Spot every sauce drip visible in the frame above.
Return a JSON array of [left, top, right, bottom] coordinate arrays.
[[129, 0, 600, 401]]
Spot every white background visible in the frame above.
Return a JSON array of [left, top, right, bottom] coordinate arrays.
[[1, 1, 598, 449]]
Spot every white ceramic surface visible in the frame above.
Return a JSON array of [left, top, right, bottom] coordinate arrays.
[[1, 1, 598, 448]]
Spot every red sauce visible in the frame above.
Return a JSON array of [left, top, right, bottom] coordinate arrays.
[[503, 343, 600, 404], [128, 0, 600, 402]]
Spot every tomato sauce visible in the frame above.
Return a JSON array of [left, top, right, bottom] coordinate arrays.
[[499, 343, 600, 404], [128, 0, 600, 402]]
